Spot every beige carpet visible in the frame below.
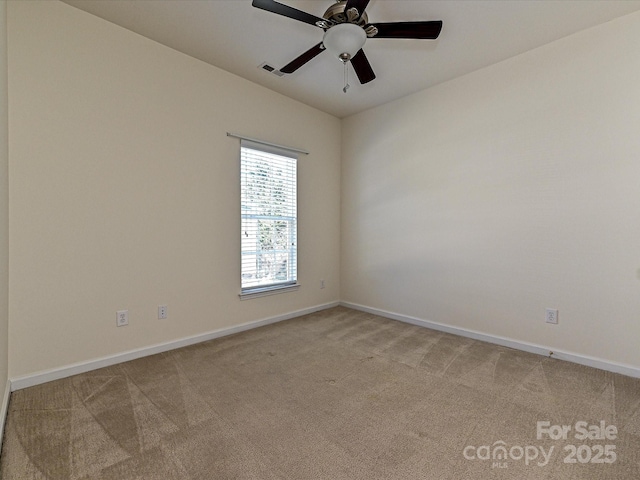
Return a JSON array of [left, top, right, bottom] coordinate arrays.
[[1, 306, 639, 479]]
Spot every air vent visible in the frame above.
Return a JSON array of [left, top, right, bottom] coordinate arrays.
[[260, 62, 275, 72], [258, 62, 285, 77]]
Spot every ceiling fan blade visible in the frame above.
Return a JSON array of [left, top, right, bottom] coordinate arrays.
[[369, 21, 443, 39], [351, 49, 376, 84], [344, 0, 371, 18], [280, 43, 325, 74], [252, 0, 325, 27]]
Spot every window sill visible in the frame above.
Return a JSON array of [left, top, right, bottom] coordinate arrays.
[[239, 283, 300, 300]]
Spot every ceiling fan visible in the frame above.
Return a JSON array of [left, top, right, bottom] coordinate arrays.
[[252, 0, 443, 87]]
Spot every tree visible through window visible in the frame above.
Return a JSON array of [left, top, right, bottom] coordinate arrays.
[[240, 140, 297, 294]]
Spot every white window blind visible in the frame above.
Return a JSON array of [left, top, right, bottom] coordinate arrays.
[[240, 140, 298, 296]]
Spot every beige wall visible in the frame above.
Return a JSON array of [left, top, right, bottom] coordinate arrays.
[[342, 11, 640, 369], [0, 0, 8, 389], [7, 1, 640, 380], [8, 1, 341, 378]]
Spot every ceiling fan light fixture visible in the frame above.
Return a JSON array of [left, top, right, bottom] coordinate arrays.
[[322, 23, 366, 62]]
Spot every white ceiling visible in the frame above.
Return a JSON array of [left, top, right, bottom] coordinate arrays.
[[62, 0, 640, 118]]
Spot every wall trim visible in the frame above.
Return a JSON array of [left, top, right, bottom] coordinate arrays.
[[0, 378, 10, 455], [10, 301, 340, 391], [11, 299, 639, 392], [341, 301, 640, 379]]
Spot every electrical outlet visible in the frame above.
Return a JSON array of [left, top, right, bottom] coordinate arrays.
[[545, 308, 558, 325], [116, 310, 129, 327], [158, 305, 168, 320]]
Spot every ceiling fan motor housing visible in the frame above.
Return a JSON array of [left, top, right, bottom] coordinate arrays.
[[323, 1, 368, 26]]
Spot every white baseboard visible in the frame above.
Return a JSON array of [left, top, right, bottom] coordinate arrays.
[[341, 301, 640, 379], [0, 378, 10, 455], [11, 299, 639, 391], [10, 301, 340, 391]]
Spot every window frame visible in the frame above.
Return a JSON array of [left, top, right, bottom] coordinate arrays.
[[239, 139, 300, 300]]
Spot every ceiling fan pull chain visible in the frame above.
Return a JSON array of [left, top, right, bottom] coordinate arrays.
[[343, 60, 350, 93]]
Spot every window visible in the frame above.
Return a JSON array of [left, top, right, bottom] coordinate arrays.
[[240, 140, 298, 298]]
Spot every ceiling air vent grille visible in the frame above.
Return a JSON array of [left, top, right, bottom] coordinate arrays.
[[258, 62, 284, 77]]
